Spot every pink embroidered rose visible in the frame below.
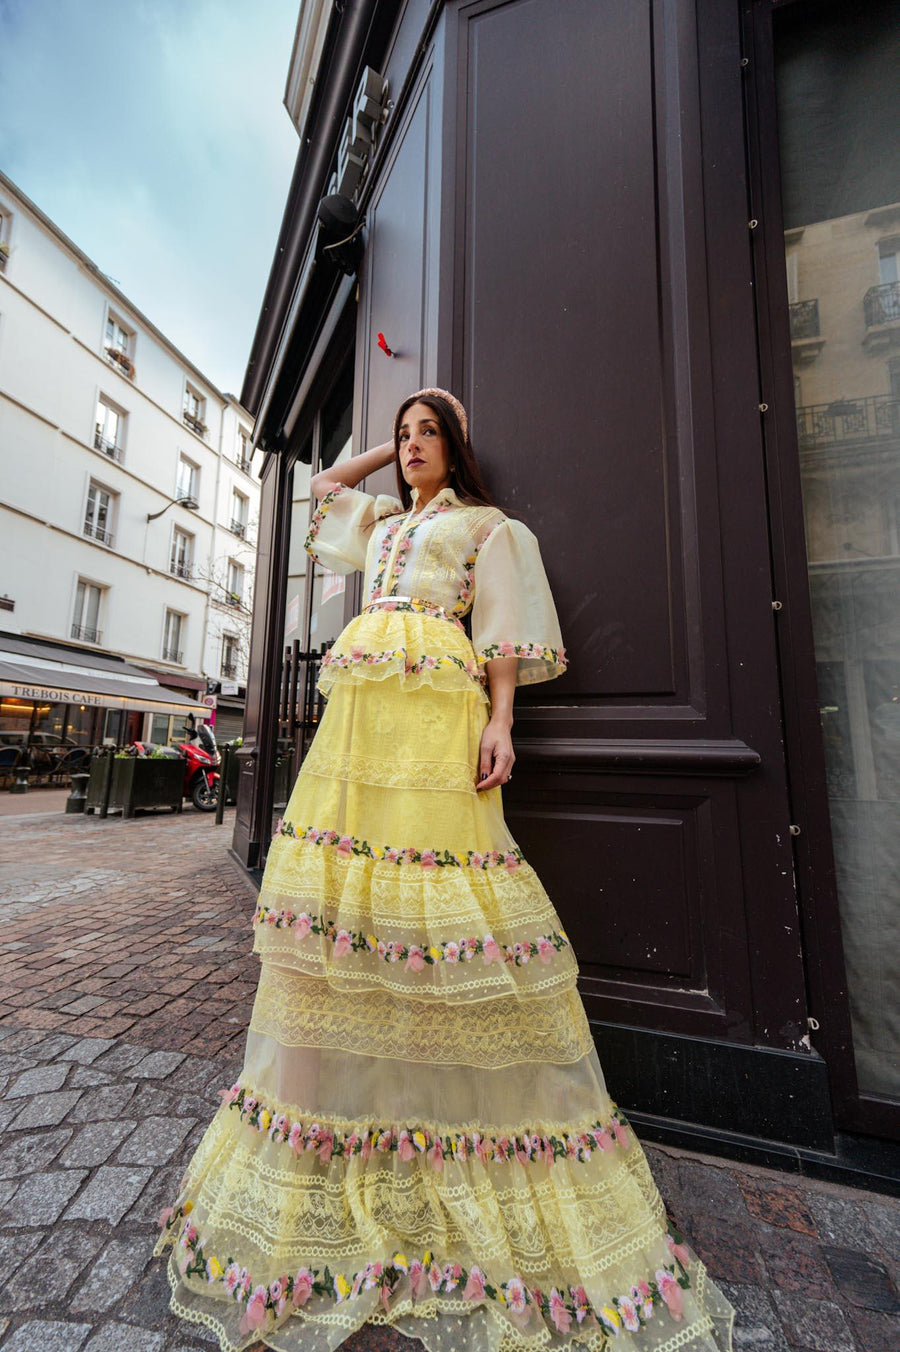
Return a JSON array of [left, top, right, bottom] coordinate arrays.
[[350, 645, 365, 661], [537, 937, 554, 964], [363, 1261, 383, 1290], [386, 848, 400, 864], [360, 1135, 373, 1160], [498, 641, 516, 657], [336, 835, 354, 859], [656, 1270, 684, 1320], [596, 1127, 614, 1151], [288, 1122, 304, 1154], [406, 945, 425, 972], [397, 1130, 415, 1162], [549, 1287, 572, 1333], [293, 913, 312, 941], [243, 1286, 268, 1330], [409, 1260, 427, 1299], [442, 1262, 462, 1292], [224, 1262, 242, 1295], [473, 1132, 489, 1164], [269, 1277, 284, 1303], [443, 941, 460, 963], [617, 1294, 640, 1332], [333, 930, 353, 958], [571, 1284, 590, 1323], [427, 1139, 444, 1171], [504, 1276, 528, 1314], [665, 1234, 690, 1266], [318, 1132, 334, 1164], [470, 852, 484, 868], [463, 1266, 486, 1301], [420, 850, 437, 869], [614, 1119, 632, 1148], [428, 1261, 444, 1292], [482, 935, 503, 965], [504, 851, 519, 872]]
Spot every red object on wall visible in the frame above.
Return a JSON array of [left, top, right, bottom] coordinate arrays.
[[376, 331, 394, 357]]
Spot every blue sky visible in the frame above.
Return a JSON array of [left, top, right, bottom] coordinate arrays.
[[0, 0, 300, 395]]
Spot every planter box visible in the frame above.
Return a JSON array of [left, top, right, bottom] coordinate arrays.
[[85, 755, 112, 812], [87, 756, 183, 817]]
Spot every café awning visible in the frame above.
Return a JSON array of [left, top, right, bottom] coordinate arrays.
[[0, 638, 203, 717]]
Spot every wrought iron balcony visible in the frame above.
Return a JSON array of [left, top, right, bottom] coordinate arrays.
[[104, 346, 134, 378], [162, 646, 184, 663], [229, 518, 246, 538], [795, 393, 900, 451], [221, 662, 238, 678], [864, 280, 900, 328], [93, 429, 123, 462], [170, 560, 192, 580], [71, 623, 101, 644], [84, 521, 114, 547], [790, 299, 821, 340], [183, 410, 207, 437]]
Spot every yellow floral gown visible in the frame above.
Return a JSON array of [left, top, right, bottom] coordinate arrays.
[[154, 482, 735, 1352]]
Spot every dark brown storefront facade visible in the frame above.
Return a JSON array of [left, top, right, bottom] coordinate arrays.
[[235, 0, 900, 1186]]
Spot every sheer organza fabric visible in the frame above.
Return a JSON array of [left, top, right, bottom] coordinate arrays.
[[154, 495, 735, 1351]]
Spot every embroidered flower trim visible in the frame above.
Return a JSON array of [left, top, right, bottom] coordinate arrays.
[[278, 823, 527, 871], [220, 1082, 632, 1169], [478, 641, 568, 667], [321, 645, 482, 682], [161, 1204, 691, 1338], [253, 904, 570, 968], [303, 483, 348, 559], [370, 500, 454, 600]]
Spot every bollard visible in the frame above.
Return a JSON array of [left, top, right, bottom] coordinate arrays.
[[10, 750, 31, 795], [99, 747, 116, 819], [66, 772, 89, 814], [215, 743, 231, 825]]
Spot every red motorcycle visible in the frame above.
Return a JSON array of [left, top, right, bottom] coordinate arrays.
[[132, 722, 220, 812]]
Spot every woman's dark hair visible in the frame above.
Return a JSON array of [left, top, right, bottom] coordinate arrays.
[[392, 392, 497, 509]]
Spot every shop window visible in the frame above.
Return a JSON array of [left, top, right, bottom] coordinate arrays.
[[84, 481, 116, 547], [162, 609, 185, 664], [72, 579, 104, 644]]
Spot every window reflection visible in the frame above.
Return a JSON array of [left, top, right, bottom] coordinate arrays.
[[776, 0, 900, 1099]]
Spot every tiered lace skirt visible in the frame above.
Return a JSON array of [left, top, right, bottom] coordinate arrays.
[[154, 603, 736, 1352]]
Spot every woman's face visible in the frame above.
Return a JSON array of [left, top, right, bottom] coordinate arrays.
[[397, 401, 451, 494]]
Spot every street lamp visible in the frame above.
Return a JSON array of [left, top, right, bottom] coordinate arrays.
[[147, 496, 199, 522]]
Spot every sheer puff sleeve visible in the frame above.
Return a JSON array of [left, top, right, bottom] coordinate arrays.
[[304, 483, 403, 574], [470, 517, 568, 686]]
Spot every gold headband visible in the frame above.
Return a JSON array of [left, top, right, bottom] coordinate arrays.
[[403, 387, 469, 442]]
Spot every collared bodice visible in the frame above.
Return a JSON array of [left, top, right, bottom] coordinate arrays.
[[304, 481, 567, 688]]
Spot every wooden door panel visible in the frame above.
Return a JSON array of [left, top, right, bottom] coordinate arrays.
[[453, 0, 806, 1050]]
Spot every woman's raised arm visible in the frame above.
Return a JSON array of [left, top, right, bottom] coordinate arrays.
[[310, 440, 396, 501]]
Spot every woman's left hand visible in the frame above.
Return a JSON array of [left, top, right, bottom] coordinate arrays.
[[477, 718, 515, 791]]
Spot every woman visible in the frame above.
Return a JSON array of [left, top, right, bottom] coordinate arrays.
[[155, 388, 735, 1352]]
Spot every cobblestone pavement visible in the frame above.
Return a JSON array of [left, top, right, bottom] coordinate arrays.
[[0, 808, 898, 1352]]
